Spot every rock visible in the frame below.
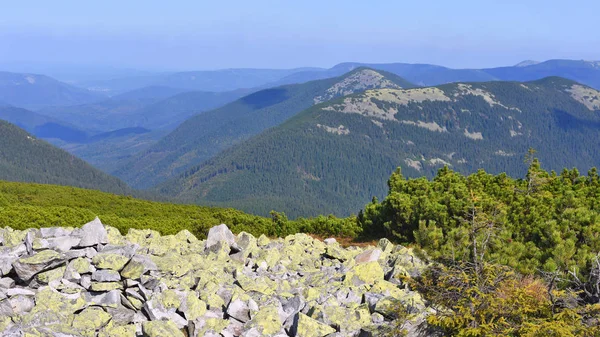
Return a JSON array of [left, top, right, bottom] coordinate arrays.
[[12, 249, 65, 281], [344, 261, 384, 286], [142, 320, 185, 337], [0, 278, 15, 289], [40, 227, 73, 238], [92, 253, 130, 271], [98, 324, 137, 337], [354, 248, 382, 264], [206, 224, 236, 251], [227, 299, 251, 323], [80, 274, 92, 289], [120, 254, 156, 279], [106, 305, 137, 326], [9, 295, 34, 314], [292, 313, 336, 337], [371, 312, 385, 324], [90, 281, 123, 292], [35, 236, 81, 252], [92, 269, 121, 282], [72, 307, 112, 330], [76, 217, 108, 247], [181, 292, 207, 321], [90, 290, 121, 307], [324, 238, 337, 245], [6, 288, 35, 297], [245, 305, 282, 335], [63, 247, 97, 260]]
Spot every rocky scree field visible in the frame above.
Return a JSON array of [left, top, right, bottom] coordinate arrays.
[[0, 218, 429, 336]]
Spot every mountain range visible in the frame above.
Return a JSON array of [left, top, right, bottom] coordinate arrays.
[[156, 76, 600, 218], [3, 59, 600, 218], [267, 59, 600, 90], [113, 68, 416, 188], [38, 87, 248, 132]]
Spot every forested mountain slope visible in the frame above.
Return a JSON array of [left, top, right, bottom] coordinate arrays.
[[157, 77, 600, 217], [0, 120, 131, 194], [115, 68, 416, 188]]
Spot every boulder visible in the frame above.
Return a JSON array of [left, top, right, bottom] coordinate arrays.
[[71, 307, 112, 330], [92, 253, 130, 271], [206, 224, 236, 251], [12, 250, 65, 281], [292, 313, 336, 337], [354, 248, 382, 264], [75, 217, 108, 247]]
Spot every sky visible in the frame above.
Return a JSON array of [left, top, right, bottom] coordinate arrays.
[[1, 0, 599, 72]]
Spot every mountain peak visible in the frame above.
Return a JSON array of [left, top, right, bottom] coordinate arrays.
[[314, 68, 413, 104], [514, 60, 540, 67]]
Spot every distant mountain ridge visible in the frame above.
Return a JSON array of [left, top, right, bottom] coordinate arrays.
[[156, 76, 600, 218], [114, 68, 416, 188], [38, 87, 247, 132], [81, 67, 324, 95], [266, 59, 600, 90], [0, 71, 103, 110], [0, 120, 130, 194]]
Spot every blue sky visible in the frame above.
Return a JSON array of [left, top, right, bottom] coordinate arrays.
[[1, 0, 599, 71]]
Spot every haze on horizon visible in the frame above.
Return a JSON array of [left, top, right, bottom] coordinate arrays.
[[1, 0, 599, 73]]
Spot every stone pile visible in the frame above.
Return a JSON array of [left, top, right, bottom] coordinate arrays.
[[0, 218, 429, 336]]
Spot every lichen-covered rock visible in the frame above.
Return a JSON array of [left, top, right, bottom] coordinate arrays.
[[92, 253, 129, 271], [142, 320, 185, 337], [245, 305, 283, 335], [344, 261, 385, 286], [294, 313, 336, 337], [120, 254, 156, 279], [12, 249, 64, 281], [71, 307, 111, 330], [98, 323, 137, 337]]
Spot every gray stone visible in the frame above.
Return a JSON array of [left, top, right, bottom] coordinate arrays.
[[75, 217, 108, 247], [8, 294, 34, 314], [355, 248, 382, 264], [92, 269, 121, 282], [0, 299, 14, 317], [45, 236, 82, 252], [205, 224, 236, 251], [324, 238, 337, 245], [40, 227, 73, 238], [63, 247, 97, 260], [80, 274, 92, 289], [106, 304, 137, 325], [90, 290, 121, 307], [0, 277, 15, 289], [6, 288, 35, 297], [227, 299, 251, 323]]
